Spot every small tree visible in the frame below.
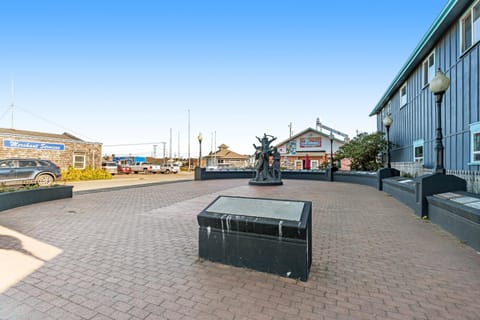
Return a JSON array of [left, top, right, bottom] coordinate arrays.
[[335, 132, 388, 171]]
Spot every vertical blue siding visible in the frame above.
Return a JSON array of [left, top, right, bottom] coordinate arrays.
[[376, 5, 480, 171]]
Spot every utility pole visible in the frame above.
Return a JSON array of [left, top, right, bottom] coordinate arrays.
[[169, 128, 172, 159], [214, 131, 217, 166], [288, 122, 292, 138], [159, 142, 166, 164], [188, 109, 191, 171], [10, 80, 14, 129]]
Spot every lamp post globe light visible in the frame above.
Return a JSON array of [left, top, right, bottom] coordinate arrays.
[[411, 68, 465, 218], [382, 113, 393, 169], [429, 68, 450, 174], [197, 133, 203, 168], [329, 131, 334, 168]]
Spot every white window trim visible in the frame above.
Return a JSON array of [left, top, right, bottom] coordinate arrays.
[[422, 51, 435, 88], [399, 83, 407, 108], [311, 160, 319, 170], [294, 160, 303, 170], [469, 122, 480, 165], [413, 139, 424, 164], [73, 153, 86, 169], [460, 0, 480, 55]]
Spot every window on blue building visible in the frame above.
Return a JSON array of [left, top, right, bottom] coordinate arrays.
[[470, 123, 480, 164], [461, 1, 480, 54], [400, 83, 407, 107], [473, 133, 480, 162], [413, 140, 424, 164], [422, 52, 435, 87]]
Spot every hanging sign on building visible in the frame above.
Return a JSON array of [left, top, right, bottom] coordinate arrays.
[[3, 139, 65, 151], [299, 137, 322, 149]]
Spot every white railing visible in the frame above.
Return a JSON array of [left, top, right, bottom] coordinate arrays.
[[392, 162, 480, 194], [392, 162, 429, 178], [447, 170, 480, 194]]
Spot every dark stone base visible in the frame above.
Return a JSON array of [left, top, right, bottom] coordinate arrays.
[[197, 196, 312, 281], [248, 180, 283, 186], [199, 228, 309, 280]]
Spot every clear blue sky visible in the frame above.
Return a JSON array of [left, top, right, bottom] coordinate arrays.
[[0, 0, 447, 157]]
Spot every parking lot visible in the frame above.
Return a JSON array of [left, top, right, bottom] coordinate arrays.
[[1, 179, 480, 319]]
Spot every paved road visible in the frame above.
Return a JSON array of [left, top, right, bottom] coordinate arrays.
[[0, 179, 479, 320]]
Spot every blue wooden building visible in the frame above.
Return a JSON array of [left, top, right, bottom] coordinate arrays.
[[369, 0, 479, 190]]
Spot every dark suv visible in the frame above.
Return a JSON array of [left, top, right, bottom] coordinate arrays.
[[0, 158, 62, 186]]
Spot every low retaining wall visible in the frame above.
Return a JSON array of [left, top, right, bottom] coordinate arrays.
[[333, 171, 378, 188], [195, 168, 254, 180], [0, 185, 73, 212], [427, 192, 480, 252], [382, 177, 416, 212], [195, 168, 329, 181]]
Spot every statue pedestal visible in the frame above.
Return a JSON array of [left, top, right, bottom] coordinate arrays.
[[248, 179, 283, 186]]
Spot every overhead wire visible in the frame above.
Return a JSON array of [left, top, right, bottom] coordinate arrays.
[[14, 104, 98, 142]]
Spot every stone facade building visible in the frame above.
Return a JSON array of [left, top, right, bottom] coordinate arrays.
[[0, 128, 102, 170]]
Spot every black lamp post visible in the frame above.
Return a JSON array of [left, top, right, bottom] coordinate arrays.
[[329, 131, 334, 168], [383, 114, 393, 169], [429, 68, 450, 174], [197, 133, 203, 168]]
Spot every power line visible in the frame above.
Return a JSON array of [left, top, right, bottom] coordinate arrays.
[[104, 142, 168, 147], [14, 104, 98, 142]]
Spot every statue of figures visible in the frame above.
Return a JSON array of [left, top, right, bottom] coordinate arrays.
[[272, 147, 281, 180], [250, 133, 283, 186]]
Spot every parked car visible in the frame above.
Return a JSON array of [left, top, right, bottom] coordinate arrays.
[[117, 164, 131, 174], [0, 158, 62, 186], [130, 162, 162, 174], [101, 162, 118, 175], [160, 163, 179, 174]]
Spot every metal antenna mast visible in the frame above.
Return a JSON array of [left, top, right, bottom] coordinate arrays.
[[10, 80, 15, 129]]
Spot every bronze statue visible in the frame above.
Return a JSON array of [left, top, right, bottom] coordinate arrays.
[[250, 133, 282, 185]]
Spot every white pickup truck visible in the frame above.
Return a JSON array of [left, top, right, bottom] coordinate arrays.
[[130, 162, 161, 174]]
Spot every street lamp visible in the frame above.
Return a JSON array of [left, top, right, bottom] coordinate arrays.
[[382, 113, 393, 169], [329, 131, 334, 168], [429, 68, 450, 174], [197, 133, 203, 167]]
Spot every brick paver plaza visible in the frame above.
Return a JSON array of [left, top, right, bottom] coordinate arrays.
[[1, 179, 479, 320]]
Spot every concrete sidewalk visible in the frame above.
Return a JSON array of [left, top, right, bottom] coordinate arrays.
[[0, 179, 479, 320], [66, 172, 194, 193]]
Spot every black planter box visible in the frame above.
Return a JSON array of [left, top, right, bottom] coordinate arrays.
[[0, 185, 73, 211], [197, 196, 312, 281]]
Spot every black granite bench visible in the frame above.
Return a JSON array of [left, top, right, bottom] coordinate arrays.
[[427, 192, 480, 252], [197, 196, 312, 281]]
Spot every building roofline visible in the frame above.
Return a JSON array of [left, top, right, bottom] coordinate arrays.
[[369, 0, 471, 116], [276, 127, 344, 147], [0, 128, 102, 145]]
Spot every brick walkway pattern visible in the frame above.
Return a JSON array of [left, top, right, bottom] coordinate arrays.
[[0, 179, 479, 320]]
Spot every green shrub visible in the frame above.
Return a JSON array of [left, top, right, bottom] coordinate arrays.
[[62, 166, 112, 181]]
